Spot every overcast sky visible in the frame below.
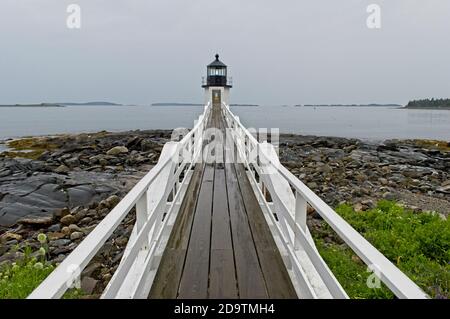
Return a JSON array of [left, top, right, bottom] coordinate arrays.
[[0, 0, 449, 105]]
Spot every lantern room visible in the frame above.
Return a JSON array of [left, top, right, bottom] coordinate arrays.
[[202, 54, 232, 88]]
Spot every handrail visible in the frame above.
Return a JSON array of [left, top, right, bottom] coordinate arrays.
[[28, 102, 212, 299], [221, 102, 428, 299]]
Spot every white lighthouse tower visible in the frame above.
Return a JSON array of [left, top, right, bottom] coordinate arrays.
[[202, 54, 232, 107]]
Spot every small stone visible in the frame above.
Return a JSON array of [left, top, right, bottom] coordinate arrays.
[[307, 182, 318, 189], [106, 146, 129, 156], [48, 224, 61, 232], [52, 254, 66, 264], [354, 203, 364, 212], [98, 208, 110, 217], [98, 199, 108, 210], [361, 199, 375, 208], [318, 164, 332, 174], [50, 239, 71, 247], [61, 226, 71, 235], [18, 216, 54, 226], [47, 232, 66, 241], [81, 277, 99, 294], [74, 209, 88, 221], [82, 262, 102, 277], [55, 165, 70, 174], [351, 255, 363, 264], [70, 231, 83, 241], [65, 157, 80, 168], [80, 217, 93, 225], [115, 236, 128, 247], [106, 195, 121, 209], [102, 273, 112, 282], [382, 192, 396, 200], [68, 224, 82, 232], [0, 232, 22, 242], [60, 214, 76, 225]]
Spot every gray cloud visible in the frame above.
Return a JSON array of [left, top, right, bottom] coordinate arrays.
[[0, 0, 449, 105]]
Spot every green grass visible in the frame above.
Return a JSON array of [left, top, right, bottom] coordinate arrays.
[[314, 200, 450, 299], [0, 259, 55, 299], [0, 239, 84, 299]]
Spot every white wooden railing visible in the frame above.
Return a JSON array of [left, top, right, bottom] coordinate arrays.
[[28, 103, 212, 299], [221, 102, 428, 299]]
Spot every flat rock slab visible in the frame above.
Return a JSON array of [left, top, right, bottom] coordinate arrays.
[[0, 159, 122, 227]]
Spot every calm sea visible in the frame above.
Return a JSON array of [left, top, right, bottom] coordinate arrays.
[[0, 105, 449, 142]]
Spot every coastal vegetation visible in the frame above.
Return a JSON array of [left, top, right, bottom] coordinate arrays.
[[1, 138, 58, 160], [0, 235, 83, 299], [405, 98, 450, 110], [314, 201, 450, 299]]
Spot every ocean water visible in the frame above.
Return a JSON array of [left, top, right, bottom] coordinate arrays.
[[0, 105, 449, 141]]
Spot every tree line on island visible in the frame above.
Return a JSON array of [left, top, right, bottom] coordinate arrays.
[[405, 98, 450, 109]]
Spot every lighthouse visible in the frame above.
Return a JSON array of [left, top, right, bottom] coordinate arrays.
[[202, 54, 232, 107]]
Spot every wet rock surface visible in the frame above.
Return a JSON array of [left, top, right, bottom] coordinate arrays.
[[0, 130, 170, 227]]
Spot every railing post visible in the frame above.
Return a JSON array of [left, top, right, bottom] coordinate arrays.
[[136, 192, 148, 233], [294, 191, 307, 251]]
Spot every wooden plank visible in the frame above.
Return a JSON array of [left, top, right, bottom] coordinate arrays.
[[148, 163, 204, 299], [211, 169, 233, 251], [177, 164, 215, 299], [209, 165, 238, 298], [225, 163, 268, 299], [234, 164, 298, 299], [209, 250, 237, 299]]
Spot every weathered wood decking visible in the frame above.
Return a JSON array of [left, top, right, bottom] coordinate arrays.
[[149, 104, 297, 299]]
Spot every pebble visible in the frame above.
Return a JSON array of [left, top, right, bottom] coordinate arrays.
[[106, 146, 129, 156], [48, 224, 62, 232], [50, 239, 71, 247], [55, 165, 70, 174], [68, 224, 82, 232], [60, 214, 77, 226], [70, 231, 83, 241], [61, 226, 71, 235]]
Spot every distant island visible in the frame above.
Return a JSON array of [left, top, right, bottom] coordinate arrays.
[[296, 103, 401, 107], [404, 98, 450, 110], [0, 101, 124, 107], [59, 101, 123, 106], [0, 103, 65, 108]]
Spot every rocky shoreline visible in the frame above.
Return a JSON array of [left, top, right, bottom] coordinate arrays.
[[0, 130, 449, 297], [279, 135, 450, 216]]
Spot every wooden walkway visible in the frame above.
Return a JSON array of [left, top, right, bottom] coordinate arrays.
[[149, 104, 297, 299]]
